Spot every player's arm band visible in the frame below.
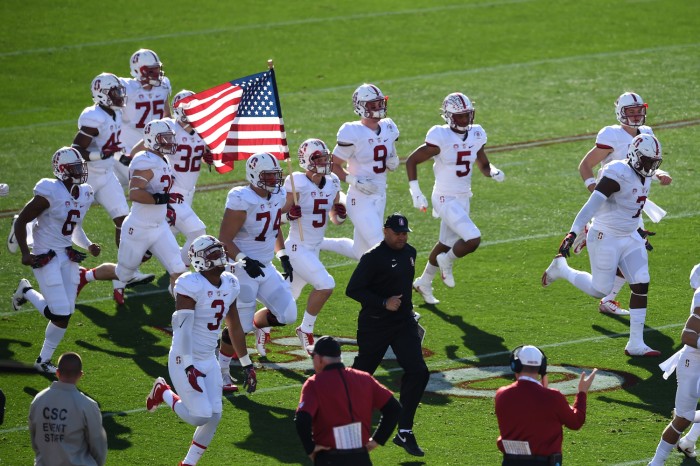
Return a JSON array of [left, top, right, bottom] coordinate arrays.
[[129, 187, 142, 192], [87, 151, 102, 162], [238, 355, 252, 367], [584, 177, 596, 188], [235, 252, 246, 262], [131, 176, 149, 183], [276, 249, 287, 259]]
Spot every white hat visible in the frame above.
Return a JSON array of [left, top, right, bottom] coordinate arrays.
[[519, 345, 543, 367], [690, 264, 700, 290]]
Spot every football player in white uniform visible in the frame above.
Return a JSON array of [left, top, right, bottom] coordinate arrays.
[[77, 119, 187, 295], [115, 48, 172, 187], [542, 134, 663, 357], [217, 152, 297, 361], [71, 72, 133, 304], [406, 93, 505, 303], [145, 235, 256, 466], [320, 83, 401, 260], [131, 90, 210, 266], [648, 265, 700, 465], [11, 148, 101, 373], [283, 139, 346, 355], [576, 92, 673, 316]]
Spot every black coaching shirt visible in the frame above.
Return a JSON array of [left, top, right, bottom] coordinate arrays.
[[346, 240, 417, 328]]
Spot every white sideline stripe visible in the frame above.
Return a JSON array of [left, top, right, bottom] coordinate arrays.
[[0, 0, 531, 58], [0, 321, 681, 436], [1, 43, 698, 134], [2, 209, 699, 316]]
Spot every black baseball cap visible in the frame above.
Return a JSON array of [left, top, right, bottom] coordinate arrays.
[[308, 336, 341, 357], [384, 212, 412, 233]]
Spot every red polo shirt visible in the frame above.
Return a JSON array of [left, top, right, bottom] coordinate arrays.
[[297, 363, 393, 448], [495, 378, 587, 456]]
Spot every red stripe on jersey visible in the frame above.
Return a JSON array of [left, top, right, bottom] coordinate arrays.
[[595, 143, 613, 150]]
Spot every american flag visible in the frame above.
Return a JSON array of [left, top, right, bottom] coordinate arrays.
[[176, 69, 289, 173]]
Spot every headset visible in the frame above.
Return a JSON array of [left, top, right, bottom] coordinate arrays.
[[509, 345, 548, 376]]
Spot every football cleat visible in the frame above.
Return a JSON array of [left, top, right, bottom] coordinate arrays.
[[255, 327, 271, 357], [222, 370, 239, 393], [76, 267, 89, 297], [624, 344, 661, 357], [413, 276, 439, 304], [598, 299, 629, 316], [393, 431, 425, 457], [6, 214, 18, 253], [146, 377, 170, 412], [541, 255, 566, 288], [295, 327, 314, 356], [436, 253, 455, 288], [125, 271, 155, 288], [34, 357, 57, 374], [113, 288, 125, 305], [572, 223, 589, 254], [678, 436, 697, 458], [12, 278, 31, 311]]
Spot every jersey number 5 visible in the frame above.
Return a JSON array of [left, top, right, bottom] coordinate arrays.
[[456, 150, 471, 177]]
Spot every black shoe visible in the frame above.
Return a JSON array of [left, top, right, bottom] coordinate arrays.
[[393, 431, 424, 457]]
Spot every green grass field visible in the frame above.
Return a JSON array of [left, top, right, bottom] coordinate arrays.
[[1, 0, 700, 464]]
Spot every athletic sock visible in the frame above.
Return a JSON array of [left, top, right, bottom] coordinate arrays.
[[300, 311, 317, 334], [628, 308, 647, 347], [648, 439, 674, 465], [24, 288, 47, 316], [602, 275, 626, 302], [218, 351, 233, 371], [446, 249, 458, 262], [39, 322, 67, 362], [422, 263, 438, 280], [684, 422, 700, 442]]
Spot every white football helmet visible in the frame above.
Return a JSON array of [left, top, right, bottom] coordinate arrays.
[[188, 235, 228, 272], [91, 73, 126, 109], [246, 152, 284, 194], [298, 138, 332, 174], [130, 49, 164, 87], [627, 133, 662, 177], [52, 147, 88, 185], [615, 92, 647, 127], [442, 92, 475, 132], [352, 84, 387, 119], [143, 119, 177, 155], [172, 89, 195, 125]]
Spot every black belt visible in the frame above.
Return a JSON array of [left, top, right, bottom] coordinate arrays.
[[503, 453, 562, 465], [323, 448, 367, 456]]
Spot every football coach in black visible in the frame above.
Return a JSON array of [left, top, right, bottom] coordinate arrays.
[[346, 212, 430, 457]]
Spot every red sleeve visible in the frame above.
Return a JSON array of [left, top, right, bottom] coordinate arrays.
[[555, 391, 587, 430], [370, 377, 393, 410], [297, 378, 319, 416]]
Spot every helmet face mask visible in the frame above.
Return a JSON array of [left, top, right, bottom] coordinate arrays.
[[615, 92, 647, 127], [627, 133, 662, 177], [188, 235, 227, 273], [442, 92, 475, 132], [246, 153, 284, 194], [130, 49, 164, 87], [172, 90, 195, 125], [298, 139, 332, 174], [353, 84, 387, 119], [91, 73, 127, 109], [52, 147, 88, 185], [144, 120, 177, 155]]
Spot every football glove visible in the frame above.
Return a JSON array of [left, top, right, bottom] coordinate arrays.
[[118, 154, 132, 166], [408, 180, 428, 212], [166, 206, 176, 227], [168, 193, 185, 204], [66, 246, 87, 263], [346, 175, 378, 195], [241, 256, 265, 278], [152, 193, 170, 205], [333, 203, 347, 219], [279, 254, 293, 282], [558, 232, 577, 258], [242, 364, 257, 393], [489, 164, 505, 182], [286, 204, 302, 222], [101, 143, 124, 159], [202, 150, 214, 165], [185, 365, 206, 393], [637, 228, 656, 251], [386, 153, 400, 171], [31, 249, 56, 269]]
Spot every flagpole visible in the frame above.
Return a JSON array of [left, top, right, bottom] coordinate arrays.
[[268, 59, 304, 241]]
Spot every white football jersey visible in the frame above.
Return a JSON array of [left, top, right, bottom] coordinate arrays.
[[77, 105, 123, 174], [31, 179, 94, 251], [128, 151, 174, 226], [684, 289, 700, 355], [596, 125, 655, 168], [333, 118, 399, 190], [225, 185, 287, 263], [591, 160, 651, 236], [426, 124, 488, 197], [283, 172, 341, 248], [173, 271, 240, 360], [119, 76, 172, 153], [165, 117, 208, 195]]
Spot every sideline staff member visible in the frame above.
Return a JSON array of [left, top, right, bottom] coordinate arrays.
[[294, 336, 401, 465], [29, 352, 107, 466], [346, 213, 430, 457], [495, 345, 596, 465]]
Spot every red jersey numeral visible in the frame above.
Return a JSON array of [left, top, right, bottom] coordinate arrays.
[[160, 174, 173, 194], [61, 209, 80, 236], [312, 198, 328, 228], [173, 145, 204, 172], [373, 145, 388, 174], [633, 195, 647, 218], [456, 150, 471, 177], [207, 299, 225, 331], [254, 210, 282, 242], [135, 100, 166, 129]]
